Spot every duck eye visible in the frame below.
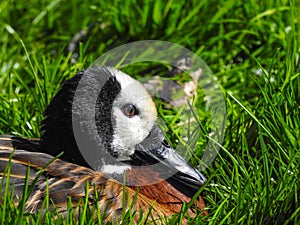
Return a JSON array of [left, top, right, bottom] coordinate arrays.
[[122, 104, 139, 118]]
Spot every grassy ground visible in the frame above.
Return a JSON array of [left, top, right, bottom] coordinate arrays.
[[0, 0, 299, 224]]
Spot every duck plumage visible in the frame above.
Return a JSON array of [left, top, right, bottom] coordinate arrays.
[[0, 66, 207, 224]]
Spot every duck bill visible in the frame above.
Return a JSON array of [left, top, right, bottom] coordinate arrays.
[[133, 125, 206, 189]]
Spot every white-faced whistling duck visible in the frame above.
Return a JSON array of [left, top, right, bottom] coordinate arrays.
[[0, 66, 207, 224]]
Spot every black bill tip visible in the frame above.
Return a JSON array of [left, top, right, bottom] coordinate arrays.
[[133, 125, 206, 189]]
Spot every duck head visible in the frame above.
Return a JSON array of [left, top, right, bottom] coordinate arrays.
[[41, 66, 206, 190]]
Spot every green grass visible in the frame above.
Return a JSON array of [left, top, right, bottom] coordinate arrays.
[[0, 0, 299, 224]]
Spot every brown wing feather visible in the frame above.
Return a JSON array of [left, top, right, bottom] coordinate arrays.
[[0, 136, 170, 224]]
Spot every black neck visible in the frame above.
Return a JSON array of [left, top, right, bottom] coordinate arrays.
[[40, 67, 121, 168]]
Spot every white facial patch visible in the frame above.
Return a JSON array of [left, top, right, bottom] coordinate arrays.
[[110, 69, 157, 160]]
